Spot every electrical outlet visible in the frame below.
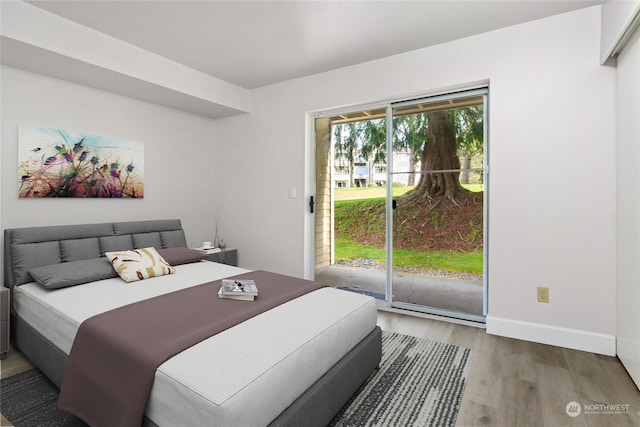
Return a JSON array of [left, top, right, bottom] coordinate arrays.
[[537, 286, 549, 303]]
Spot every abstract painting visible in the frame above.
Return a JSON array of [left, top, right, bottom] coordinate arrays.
[[18, 125, 144, 198]]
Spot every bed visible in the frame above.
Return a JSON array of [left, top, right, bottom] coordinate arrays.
[[3, 219, 381, 426]]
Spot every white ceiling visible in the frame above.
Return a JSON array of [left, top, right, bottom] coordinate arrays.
[[27, 0, 602, 90]]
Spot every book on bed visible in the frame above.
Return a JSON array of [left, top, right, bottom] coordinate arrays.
[[219, 279, 258, 300]]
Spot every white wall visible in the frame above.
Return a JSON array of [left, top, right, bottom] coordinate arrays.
[[215, 6, 617, 354], [616, 26, 640, 386], [0, 67, 218, 266]]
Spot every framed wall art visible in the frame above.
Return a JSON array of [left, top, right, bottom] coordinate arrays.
[[18, 125, 144, 198]]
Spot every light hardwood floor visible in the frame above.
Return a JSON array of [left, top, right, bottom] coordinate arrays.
[[2, 310, 640, 426], [376, 310, 640, 427]]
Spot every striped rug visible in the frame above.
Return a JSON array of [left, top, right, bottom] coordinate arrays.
[[1, 331, 471, 427], [329, 331, 472, 427]]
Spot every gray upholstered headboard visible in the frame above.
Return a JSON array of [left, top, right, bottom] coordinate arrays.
[[3, 219, 187, 289]]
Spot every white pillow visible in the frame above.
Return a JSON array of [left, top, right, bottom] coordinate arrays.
[[105, 247, 175, 283]]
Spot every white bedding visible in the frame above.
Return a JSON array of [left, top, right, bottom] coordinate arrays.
[[13, 261, 378, 426]]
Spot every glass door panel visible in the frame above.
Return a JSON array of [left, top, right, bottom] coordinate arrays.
[[387, 90, 487, 322]]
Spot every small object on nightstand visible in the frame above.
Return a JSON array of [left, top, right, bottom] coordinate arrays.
[[0, 287, 9, 360], [197, 246, 221, 253], [213, 226, 220, 249], [219, 239, 226, 250]]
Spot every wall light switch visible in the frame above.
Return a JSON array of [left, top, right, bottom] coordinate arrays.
[[289, 186, 297, 199]]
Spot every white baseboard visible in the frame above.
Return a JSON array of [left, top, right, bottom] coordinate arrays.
[[486, 315, 616, 356]]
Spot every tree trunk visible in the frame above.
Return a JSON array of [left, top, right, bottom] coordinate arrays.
[[349, 161, 354, 187], [460, 154, 472, 184], [407, 159, 417, 186], [405, 111, 468, 203], [369, 158, 374, 186]]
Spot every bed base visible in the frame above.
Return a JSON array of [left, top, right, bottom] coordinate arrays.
[[12, 312, 381, 427]]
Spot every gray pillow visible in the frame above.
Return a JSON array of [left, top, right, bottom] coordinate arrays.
[[157, 247, 208, 265], [29, 257, 118, 289]]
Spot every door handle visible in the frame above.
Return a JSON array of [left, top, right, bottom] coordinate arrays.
[[309, 196, 315, 213], [392, 199, 397, 209]]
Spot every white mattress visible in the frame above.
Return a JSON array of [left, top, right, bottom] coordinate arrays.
[[13, 261, 378, 426]]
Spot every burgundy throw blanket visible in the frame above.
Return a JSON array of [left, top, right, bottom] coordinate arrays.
[[58, 270, 324, 427]]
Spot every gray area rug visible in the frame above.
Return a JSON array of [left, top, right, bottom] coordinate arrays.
[[0, 369, 86, 427], [330, 331, 472, 427], [1, 331, 471, 427]]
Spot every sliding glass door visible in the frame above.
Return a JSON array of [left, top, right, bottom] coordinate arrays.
[[313, 87, 488, 323], [385, 89, 488, 322]]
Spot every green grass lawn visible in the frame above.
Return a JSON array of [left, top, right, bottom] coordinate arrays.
[[334, 185, 411, 201], [335, 183, 483, 201], [335, 237, 483, 275], [333, 183, 484, 276]]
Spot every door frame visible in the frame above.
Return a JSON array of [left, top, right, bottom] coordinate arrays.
[[305, 101, 388, 280], [306, 86, 489, 323]]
